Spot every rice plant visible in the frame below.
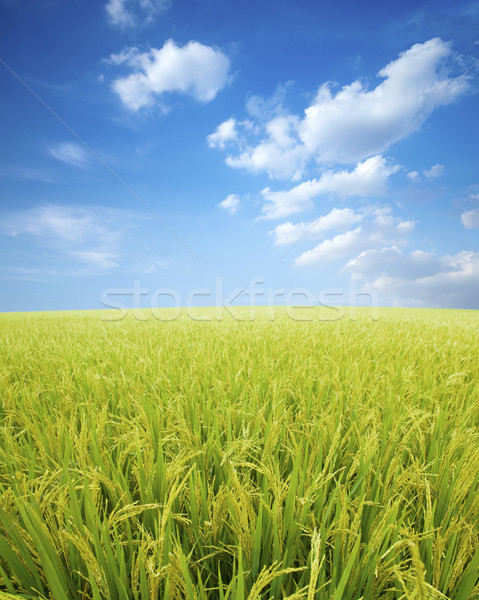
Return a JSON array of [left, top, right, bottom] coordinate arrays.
[[0, 307, 478, 599]]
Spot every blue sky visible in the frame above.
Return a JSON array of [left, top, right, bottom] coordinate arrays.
[[1, 0, 478, 312]]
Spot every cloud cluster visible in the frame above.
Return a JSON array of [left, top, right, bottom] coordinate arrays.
[[260, 156, 399, 220], [344, 248, 479, 309], [407, 164, 444, 181], [298, 39, 465, 164], [210, 38, 468, 180], [225, 114, 306, 180], [271, 208, 363, 246], [106, 0, 169, 28], [110, 40, 231, 110], [207, 38, 477, 308], [294, 208, 415, 266]]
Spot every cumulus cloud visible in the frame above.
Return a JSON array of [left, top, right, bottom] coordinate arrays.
[[110, 40, 231, 110], [209, 38, 468, 179], [294, 208, 414, 266], [271, 207, 363, 245], [344, 248, 479, 309], [407, 170, 420, 181], [218, 194, 240, 214], [298, 39, 467, 164], [344, 247, 447, 280], [201, 36, 475, 311], [207, 118, 238, 149], [396, 220, 416, 234], [423, 164, 444, 179], [461, 208, 479, 228], [106, 0, 169, 28], [260, 156, 399, 220], [49, 143, 89, 167], [294, 227, 367, 266], [406, 164, 444, 183], [225, 115, 307, 180]]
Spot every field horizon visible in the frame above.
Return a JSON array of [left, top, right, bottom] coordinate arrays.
[[2, 304, 478, 319]]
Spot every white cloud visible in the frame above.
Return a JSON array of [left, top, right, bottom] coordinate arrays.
[[49, 143, 89, 167], [245, 82, 294, 119], [272, 207, 364, 245], [219, 194, 240, 214], [5, 205, 115, 243], [294, 208, 414, 266], [207, 118, 238, 149], [295, 227, 366, 266], [108, 47, 141, 66], [210, 38, 468, 179], [461, 208, 479, 228], [68, 250, 119, 270], [106, 0, 134, 27], [344, 247, 447, 280], [260, 156, 399, 220], [110, 40, 231, 110], [260, 181, 316, 220], [225, 115, 307, 180], [106, 0, 169, 28], [423, 164, 444, 179], [344, 248, 479, 309], [2, 205, 135, 272], [406, 164, 444, 182], [298, 39, 467, 164], [396, 220, 416, 234]]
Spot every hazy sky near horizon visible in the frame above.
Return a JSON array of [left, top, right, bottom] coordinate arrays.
[[1, 0, 478, 311]]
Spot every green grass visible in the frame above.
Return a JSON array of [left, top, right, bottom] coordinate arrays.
[[0, 306, 478, 599]]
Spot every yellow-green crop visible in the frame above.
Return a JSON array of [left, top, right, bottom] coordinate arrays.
[[0, 307, 478, 599]]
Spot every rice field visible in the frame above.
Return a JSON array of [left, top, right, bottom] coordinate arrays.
[[0, 306, 478, 600]]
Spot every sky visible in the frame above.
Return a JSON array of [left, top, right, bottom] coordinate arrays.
[[0, 0, 478, 312]]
